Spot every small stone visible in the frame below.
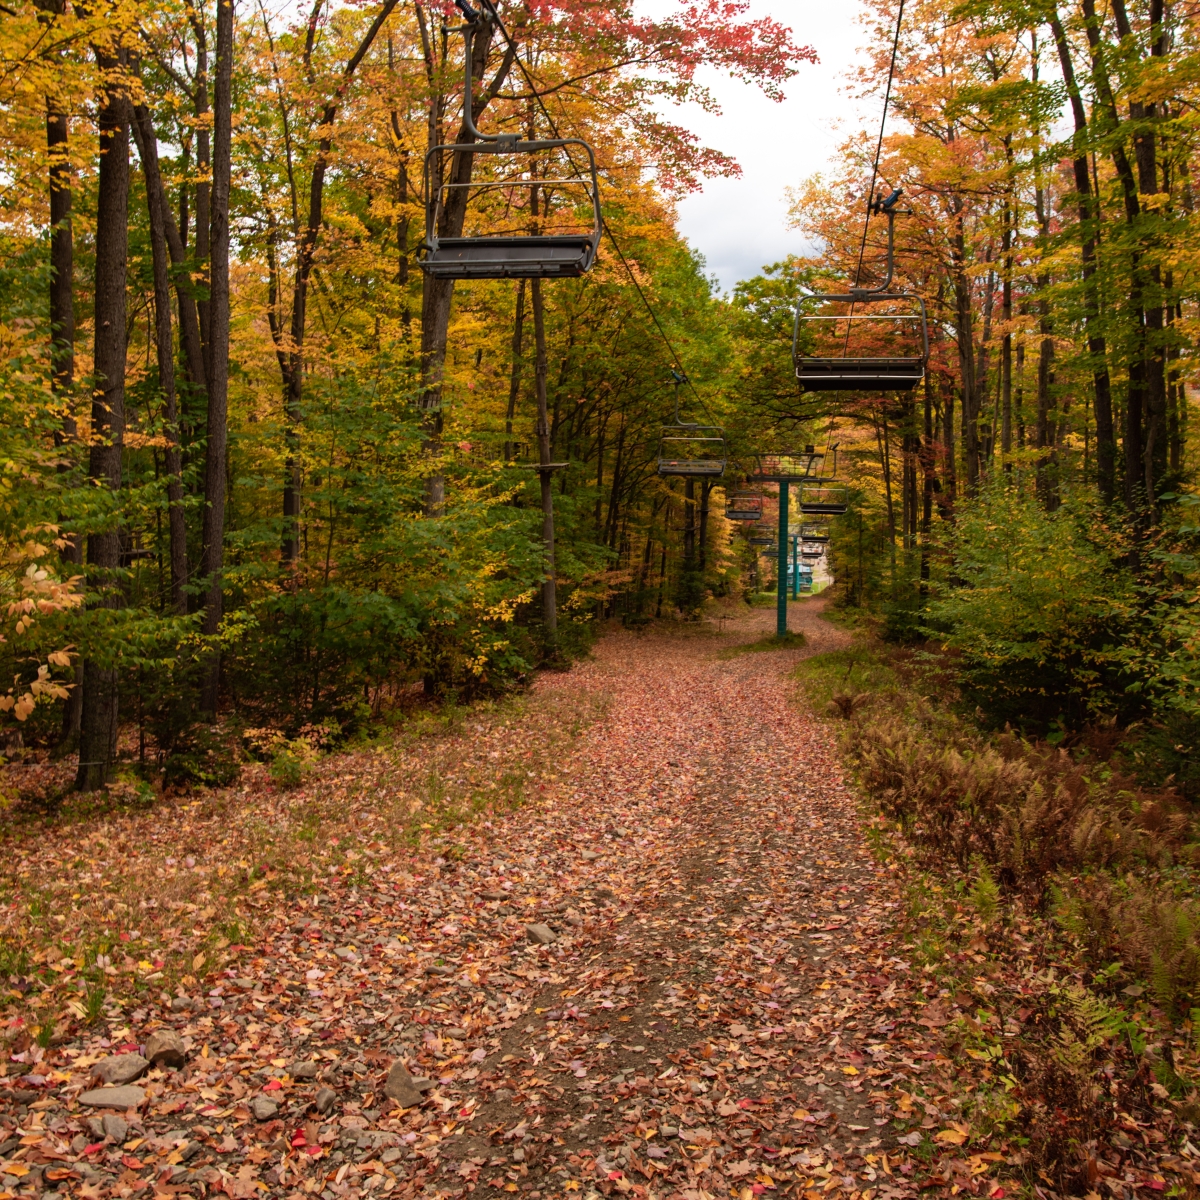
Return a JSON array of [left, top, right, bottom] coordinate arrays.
[[70, 1133, 88, 1154], [480, 890, 507, 901], [525, 923, 557, 945], [314, 1087, 336, 1115], [95, 1053, 148, 1085], [615, 827, 632, 838], [79, 1085, 145, 1108], [443, 1028, 468, 1040], [424, 965, 452, 976], [101, 1114, 129, 1144], [580, 851, 599, 861], [492, 1088, 513, 1102], [381, 1148, 402, 1165], [512, 1147, 525, 1162], [179, 1141, 202, 1162], [145, 1030, 186, 1069], [86, 1118, 105, 1141], [383, 1061, 432, 1108], [251, 1096, 279, 1121], [170, 996, 192, 1012], [291, 1061, 319, 1080]]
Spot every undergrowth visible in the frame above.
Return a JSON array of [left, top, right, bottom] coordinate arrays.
[[796, 640, 1200, 1194]]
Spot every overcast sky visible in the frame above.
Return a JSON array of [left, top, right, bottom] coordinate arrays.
[[652, 1, 872, 294]]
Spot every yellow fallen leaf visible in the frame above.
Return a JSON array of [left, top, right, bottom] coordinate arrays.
[[792, 1109, 811, 1120], [841, 1066, 859, 1075], [193, 953, 206, 971], [935, 1128, 969, 1145]]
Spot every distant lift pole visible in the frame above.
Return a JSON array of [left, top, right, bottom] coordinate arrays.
[[791, 534, 800, 600]]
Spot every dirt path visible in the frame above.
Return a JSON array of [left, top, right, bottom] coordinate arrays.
[[0, 601, 963, 1200]]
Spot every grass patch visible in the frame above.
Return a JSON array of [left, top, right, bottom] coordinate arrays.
[[721, 630, 809, 657]]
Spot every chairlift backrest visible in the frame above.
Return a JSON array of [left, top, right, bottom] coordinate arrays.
[[799, 485, 849, 515], [421, 17, 601, 280], [725, 491, 764, 521]]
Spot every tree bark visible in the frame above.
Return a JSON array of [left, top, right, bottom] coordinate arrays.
[[504, 279, 525, 461], [134, 94, 188, 617], [199, 0, 233, 713], [40, 0, 83, 742], [130, 104, 207, 401], [417, 19, 516, 515], [76, 74, 128, 792], [531, 276, 557, 650], [1050, 9, 1116, 502]]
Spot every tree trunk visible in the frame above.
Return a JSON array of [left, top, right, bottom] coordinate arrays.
[[417, 19, 515, 515], [199, 0, 233, 713], [531, 276, 557, 651], [41, 7, 83, 743], [76, 76, 128, 792], [504, 279, 525, 461], [130, 104, 207, 401], [135, 96, 188, 617], [1050, 9, 1116, 501]]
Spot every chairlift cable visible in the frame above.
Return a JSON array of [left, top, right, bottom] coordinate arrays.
[[851, 0, 905, 292], [476, 0, 718, 425]]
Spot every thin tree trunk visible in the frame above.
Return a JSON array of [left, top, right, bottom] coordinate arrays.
[[41, 5, 84, 743], [504, 279, 525, 461], [1050, 8, 1116, 501], [130, 104, 207, 401], [531, 276, 557, 651], [135, 94, 188, 617], [417, 18, 515, 516], [76, 74, 128, 792], [199, 0, 233, 714]]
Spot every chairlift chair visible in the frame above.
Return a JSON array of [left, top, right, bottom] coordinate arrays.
[[749, 534, 776, 547], [748, 449, 824, 483], [800, 523, 830, 543], [421, 7, 601, 280], [657, 370, 726, 478], [724, 490, 764, 522], [800, 543, 824, 560], [793, 189, 928, 393], [800, 486, 849, 515]]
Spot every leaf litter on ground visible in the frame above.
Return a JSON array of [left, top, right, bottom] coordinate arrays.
[[0, 601, 1189, 1200]]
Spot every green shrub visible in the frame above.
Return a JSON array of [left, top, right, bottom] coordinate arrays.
[[926, 480, 1137, 733]]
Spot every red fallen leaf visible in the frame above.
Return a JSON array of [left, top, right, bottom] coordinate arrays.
[[119, 933, 130, 942], [1141, 1182, 1166, 1192], [304, 1146, 323, 1158], [121, 1155, 144, 1170], [989, 1189, 1006, 1198], [84, 1142, 106, 1156], [752, 1188, 767, 1197], [263, 1080, 282, 1091], [290, 1131, 307, 1149], [738, 1099, 755, 1110], [608, 1171, 624, 1181], [44, 1168, 73, 1181]]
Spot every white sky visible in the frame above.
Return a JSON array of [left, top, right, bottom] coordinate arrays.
[[652, 0, 872, 294]]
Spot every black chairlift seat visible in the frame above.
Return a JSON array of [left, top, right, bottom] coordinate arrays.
[[800, 523, 830, 542], [725, 491, 764, 521], [424, 233, 597, 280], [749, 533, 776, 547], [800, 485, 849, 515], [801, 544, 825, 559], [420, 13, 601, 281]]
